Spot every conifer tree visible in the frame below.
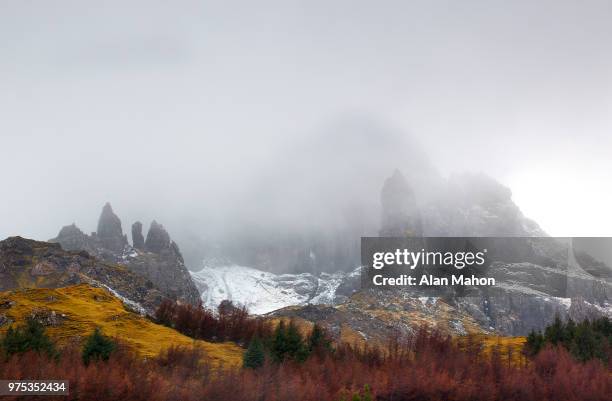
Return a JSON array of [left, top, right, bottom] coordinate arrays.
[[243, 336, 265, 369], [271, 320, 288, 362], [525, 330, 544, 355], [1, 318, 56, 358], [308, 322, 332, 354], [286, 320, 309, 362], [82, 327, 116, 365], [544, 315, 564, 344], [271, 320, 310, 362]]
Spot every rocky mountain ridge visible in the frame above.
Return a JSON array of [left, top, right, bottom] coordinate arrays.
[[0, 236, 164, 314], [50, 203, 200, 305]]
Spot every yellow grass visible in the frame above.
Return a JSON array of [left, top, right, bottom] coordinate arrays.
[[0, 284, 243, 367], [458, 334, 527, 365]]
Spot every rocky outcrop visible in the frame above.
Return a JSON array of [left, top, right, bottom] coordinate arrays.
[[0, 236, 164, 314], [380, 169, 423, 237], [53, 224, 95, 253], [420, 173, 546, 237], [50, 203, 200, 305], [269, 290, 489, 345], [126, 221, 198, 305], [96, 202, 128, 253], [145, 221, 171, 253], [131, 222, 145, 250]]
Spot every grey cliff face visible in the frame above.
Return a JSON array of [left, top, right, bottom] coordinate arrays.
[[382, 173, 611, 335], [54, 223, 95, 253], [96, 202, 128, 253], [145, 221, 171, 254], [131, 221, 145, 250], [380, 169, 423, 237]]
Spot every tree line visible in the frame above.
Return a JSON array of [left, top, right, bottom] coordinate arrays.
[[525, 316, 611, 363]]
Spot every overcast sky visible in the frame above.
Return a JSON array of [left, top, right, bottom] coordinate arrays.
[[1, 0, 611, 240]]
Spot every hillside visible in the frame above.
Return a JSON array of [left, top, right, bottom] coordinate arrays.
[[267, 290, 490, 349], [0, 284, 243, 366], [0, 236, 169, 314]]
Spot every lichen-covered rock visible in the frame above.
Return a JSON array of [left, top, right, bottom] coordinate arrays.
[[30, 307, 64, 327], [0, 313, 12, 327], [31, 261, 57, 276]]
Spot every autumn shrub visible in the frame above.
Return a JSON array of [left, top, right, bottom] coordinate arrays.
[[1, 323, 610, 401], [154, 299, 273, 344]]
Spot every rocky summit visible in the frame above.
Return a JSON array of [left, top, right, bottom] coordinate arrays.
[[145, 220, 172, 253], [50, 203, 200, 305], [97, 202, 128, 253], [131, 221, 145, 250]]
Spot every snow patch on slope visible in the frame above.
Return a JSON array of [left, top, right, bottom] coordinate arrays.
[[191, 265, 359, 314], [191, 265, 312, 314]]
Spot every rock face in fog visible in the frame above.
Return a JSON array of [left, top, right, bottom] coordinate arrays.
[[193, 168, 610, 336], [145, 221, 171, 253], [50, 204, 200, 305], [131, 222, 145, 250], [380, 169, 422, 236], [182, 118, 439, 274], [420, 173, 545, 237], [53, 223, 94, 253], [96, 202, 128, 253], [382, 172, 610, 335]]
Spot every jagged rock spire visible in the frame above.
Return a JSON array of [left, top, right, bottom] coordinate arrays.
[[380, 169, 422, 236], [145, 220, 171, 253], [131, 221, 145, 250], [96, 202, 127, 252]]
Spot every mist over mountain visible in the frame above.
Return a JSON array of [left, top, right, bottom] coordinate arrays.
[[175, 117, 441, 271], [173, 116, 544, 273]]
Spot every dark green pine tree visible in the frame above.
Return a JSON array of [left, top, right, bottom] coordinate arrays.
[[2, 318, 56, 358], [563, 318, 576, 344], [308, 323, 332, 355], [82, 327, 116, 365], [570, 321, 599, 362], [243, 336, 265, 369], [285, 321, 309, 362], [544, 315, 564, 344], [271, 320, 288, 362], [525, 330, 544, 356]]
